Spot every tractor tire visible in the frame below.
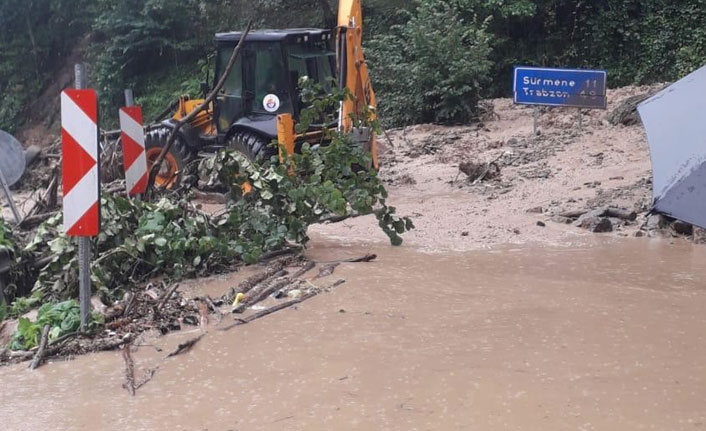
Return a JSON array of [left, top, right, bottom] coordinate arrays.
[[144, 127, 194, 189], [226, 130, 277, 162]]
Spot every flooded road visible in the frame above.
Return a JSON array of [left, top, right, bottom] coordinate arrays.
[[2, 237, 706, 430]]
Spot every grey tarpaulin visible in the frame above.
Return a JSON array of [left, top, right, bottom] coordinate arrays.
[[638, 64, 706, 229]]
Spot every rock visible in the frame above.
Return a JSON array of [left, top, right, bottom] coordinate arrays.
[[645, 214, 669, 231], [635, 231, 645, 237], [536, 221, 546, 227], [672, 220, 694, 236], [91, 296, 107, 315], [526, 206, 544, 214], [575, 216, 613, 233], [0, 319, 18, 348], [506, 138, 519, 147], [461, 231, 469, 237], [551, 216, 572, 224], [24, 145, 42, 166]]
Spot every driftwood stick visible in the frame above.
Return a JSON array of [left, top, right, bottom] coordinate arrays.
[[343, 254, 377, 263], [258, 247, 300, 263], [165, 334, 205, 359], [224, 267, 288, 303], [122, 344, 136, 396], [203, 295, 222, 317], [146, 21, 252, 197], [220, 292, 318, 331], [313, 263, 340, 280], [48, 330, 90, 346], [29, 325, 50, 370], [322, 254, 377, 264], [156, 283, 180, 311], [291, 261, 316, 279], [232, 277, 291, 313], [134, 368, 157, 391]]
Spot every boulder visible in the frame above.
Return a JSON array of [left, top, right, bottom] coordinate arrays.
[[575, 215, 613, 233]]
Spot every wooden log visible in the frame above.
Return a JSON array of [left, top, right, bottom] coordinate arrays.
[[29, 325, 50, 370]]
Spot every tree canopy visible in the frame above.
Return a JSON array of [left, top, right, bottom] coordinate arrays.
[[1, 0, 705, 131]]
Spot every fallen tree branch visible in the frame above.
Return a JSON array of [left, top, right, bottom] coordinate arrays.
[[48, 330, 90, 347], [145, 21, 253, 198], [232, 277, 292, 313], [258, 246, 301, 263], [291, 261, 316, 278], [322, 254, 377, 264], [343, 254, 377, 263], [221, 292, 318, 331], [313, 263, 339, 280], [203, 295, 222, 317], [29, 325, 50, 370], [165, 334, 205, 359]]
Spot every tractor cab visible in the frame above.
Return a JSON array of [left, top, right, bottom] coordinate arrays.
[[213, 29, 336, 141]]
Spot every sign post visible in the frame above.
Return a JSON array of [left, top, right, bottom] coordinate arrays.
[[513, 66, 607, 132], [61, 64, 100, 330], [119, 89, 148, 198]]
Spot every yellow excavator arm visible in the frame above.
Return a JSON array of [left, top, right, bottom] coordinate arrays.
[[337, 0, 378, 168]]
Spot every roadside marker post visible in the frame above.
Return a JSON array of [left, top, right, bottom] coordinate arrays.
[[513, 66, 607, 134], [119, 89, 148, 198], [61, 64, 100, 330]]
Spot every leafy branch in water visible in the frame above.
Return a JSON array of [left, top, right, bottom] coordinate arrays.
[[204, 81, 414, 253], [9, 300, 103, 350]]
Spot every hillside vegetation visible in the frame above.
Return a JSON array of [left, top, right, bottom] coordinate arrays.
[[1, 0, 705, 131]]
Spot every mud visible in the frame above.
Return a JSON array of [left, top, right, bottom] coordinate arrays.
[[2, 236, 706, 430], [314, 86, 668, 250]]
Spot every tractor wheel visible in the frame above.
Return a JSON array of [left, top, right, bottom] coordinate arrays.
[[144, 128, 193, 189], [227, 130, 277, 162]]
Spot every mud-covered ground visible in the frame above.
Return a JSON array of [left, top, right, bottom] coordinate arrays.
[[315, 85, 705, 250]]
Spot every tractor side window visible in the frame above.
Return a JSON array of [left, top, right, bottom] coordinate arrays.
[[218, 46, 243, 97]]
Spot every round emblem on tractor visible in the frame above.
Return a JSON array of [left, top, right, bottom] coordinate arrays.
[[263, 94, 281, 112]]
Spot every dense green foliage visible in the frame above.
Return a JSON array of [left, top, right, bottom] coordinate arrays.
[[368, 0, 492, 124], [2, 0, 706, 128]]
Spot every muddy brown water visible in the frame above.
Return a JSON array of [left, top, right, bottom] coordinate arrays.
[[1, 237, 706, 430]]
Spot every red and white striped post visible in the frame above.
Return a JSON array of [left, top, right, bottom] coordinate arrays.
[[61, 64, 100, 329], [119, 90, 148, 197]]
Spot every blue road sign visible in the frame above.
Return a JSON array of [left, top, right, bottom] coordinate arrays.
[[513, 66, 607, 109]]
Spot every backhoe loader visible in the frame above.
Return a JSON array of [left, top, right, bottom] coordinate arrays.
[[145, 0, 377, 188]]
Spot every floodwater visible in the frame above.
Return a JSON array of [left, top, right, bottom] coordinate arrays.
[[1, 237, 706, 430]]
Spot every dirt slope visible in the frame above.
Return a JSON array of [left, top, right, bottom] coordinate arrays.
[[313, 85, 687, 251]]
